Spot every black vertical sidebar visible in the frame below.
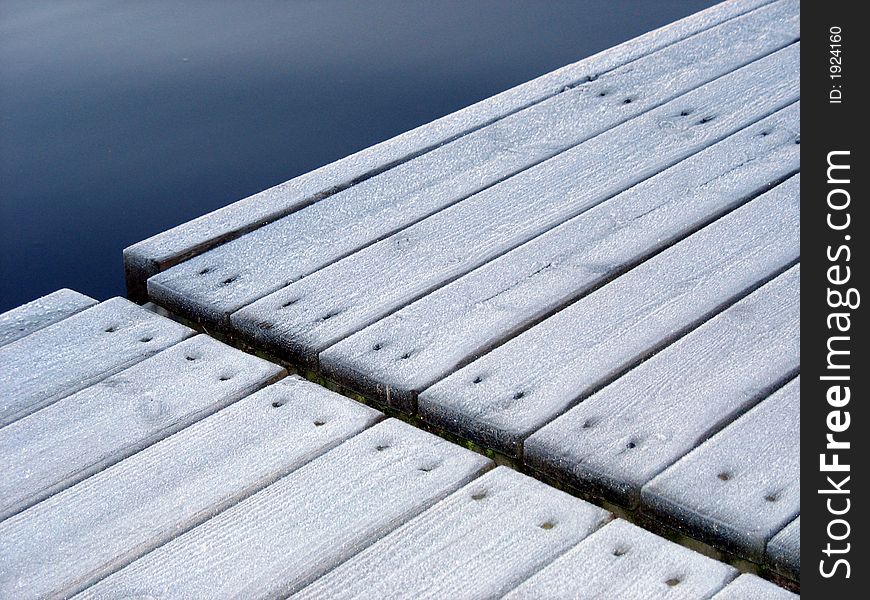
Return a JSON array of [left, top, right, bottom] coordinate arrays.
[[802, 1, 866, 597]]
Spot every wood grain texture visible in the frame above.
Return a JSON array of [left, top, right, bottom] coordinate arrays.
[[75, 419, 492, 599], [710, 574, 798, 599], [503, 519, 737, 600], [0, 334, 283, 521], [419, 175, 799, 457], [0, 297, 193, 427], [524, 265, 799, 508], [767, 516, 800, 580], [0, 289, 97, 348], [293, 467, 609, 600], [0, 377, 381, 600], [642, 377, 800, 561], [320, 103, 800, 411]]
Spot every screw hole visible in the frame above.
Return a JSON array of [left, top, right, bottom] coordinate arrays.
[[473, 376, 483, 384], [140, 336, 152, 343], [718, 472, 731, 481], [613, 548, 627, 557], [680, 110, 692, 116], [471, 491, 487, 501], [199, 268, 210, 275], [699, 116, 714, 124], [598, 91, 607, 97], [666, 578, 681, 587], [219, 375, 232, 381], [221, 276, 238, 286], [272, 400, 285, 408], [513, 391, 525, 400], [540, 521, 555, 530], [623, 97, 632, 104], [400, 352, 412, 360], [582, 420, 593, 429], [626, 441, 637, 449], [795, 138, 800, 145], [314, 420, 326, 427], [105, 326, 117, 333], [765, 493, 778, 502], [185, 355, 196, 362], [373, 343, 382, 351], [376, 444, 389, 452], [281, 299, 298, 308]]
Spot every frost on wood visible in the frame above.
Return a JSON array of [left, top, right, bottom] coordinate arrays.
[[0, 376, 380, 600], [294, 467, 609, 599], [123, 0, 778, 301], [0, 297, 193, 427], [75, 419, 492, 599], [642, 377, 800, 560], [767, 516, 800, 580], [503, 519, 736, 600], [0, 334, 283, 521], [419, 175, 799, 457], [150, 9, 798, 329], [320, 103, 800, 410], [0, 289, 97, 348], [524, 265, 799, 508], [710, 574, 798, 599]]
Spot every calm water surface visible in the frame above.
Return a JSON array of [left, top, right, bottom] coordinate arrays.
[[1, 0, 717, 312]]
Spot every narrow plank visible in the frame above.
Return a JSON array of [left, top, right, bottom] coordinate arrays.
[[0, 297, 193, 426], [0, 334, 284, 521], [641, 377, 800, 561], [503, 519, 737, 599], [0, 289, 97, 348], [419, 175, 799, 457], [230, 44, 800, 369], [710, 574, 798, 599], [321, 103, 800, 411], [0, 377, 381, 600], [123, 0, 776, 301], [293, 466, 609, 600], [524, 265, 800, 508], [767, 516, 800, 580], [75, 419, 492, 599], [151, 7, 798, 327]]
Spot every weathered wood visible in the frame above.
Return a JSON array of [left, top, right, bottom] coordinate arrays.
[[642, 377, 800, 561], [419, 175, 799, 457], [123, 0, 777, 302], [503, 519, 737, 599], [524, 265, 799, 508], [150, 6, 798, 328], [0, 334, 284, 521], [710, 573, 798, 599], [320, 103, 800, 410], [767, 516, 800, 580], [75, 419, 492, 599], [0, 289, 97, 348], [0, 297, 193, 427], [293, 466, 609, 599], [0, 377, 381, 600], [229, 44, 799, 372]]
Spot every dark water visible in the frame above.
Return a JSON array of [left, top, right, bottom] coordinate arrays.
[[0, 0, 717, 312]]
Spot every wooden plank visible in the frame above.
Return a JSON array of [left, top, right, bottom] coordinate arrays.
[[710, 574, 798, 599], [0, 297, 193, 427], [229, 44, 800, 371], [150, 7, 798, 328], [293, 466, 609, 599], [321, 103, 800, 411], [419, 175, 799, 457], [0, 334, 284, 521], [641, 377, 800, 561], [503, 519, 737, 599], [0, 377, 381, 600], [0, 289, 97, 348], [767, 516, 800, 580], [123, 0, 776, 302], [524, 265, 799, 508], [75, 419, 492, 599]]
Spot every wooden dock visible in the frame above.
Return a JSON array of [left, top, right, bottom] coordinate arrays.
[[2, 0, 800, 596]]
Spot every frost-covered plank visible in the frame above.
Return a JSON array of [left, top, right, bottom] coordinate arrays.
[[503, 519, 737, 600], [0, 289, 97, 348], [0, 335, 283, 521], [321, 104, 800, 410], [294, 466, 608, 600], [0, 297, 193, 426], [76, 419, 492, 599], [642, 377, 800, 560], [124, 0, 776, 302], [0, 377, 381, 600], [710, 574, 798, 599], [230, 45, 799, 370], [524, 265, 800, 508], [419, 176, 799, 457], [767, 516, 800, 580], [151, 7, 798, 328]]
